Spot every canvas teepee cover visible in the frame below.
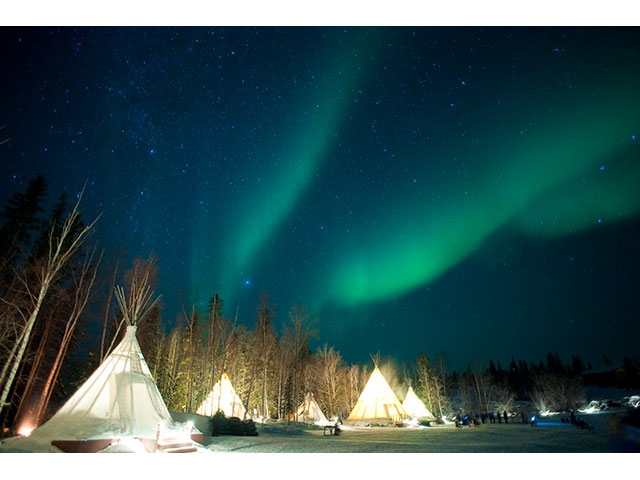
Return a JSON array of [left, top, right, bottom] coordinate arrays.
[[296, 393, 329, 425], [196, 373, 246, 419], [346, 366, 408, 425], [403, 386, 436, 421], [29, 324, 174, 442]]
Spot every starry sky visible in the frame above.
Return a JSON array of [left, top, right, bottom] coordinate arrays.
[[1, 26, 639, 372]]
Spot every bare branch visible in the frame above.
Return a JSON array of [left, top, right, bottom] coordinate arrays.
[[0, 184, 100, 416]]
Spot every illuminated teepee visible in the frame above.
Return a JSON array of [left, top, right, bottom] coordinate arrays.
[[31, 323, 174, 442], [345, 358, 408, 426], [196, 373, 246, 419], [6, 271, 191, 453], [296, 392, 329, 425], [402, 386, 436, 421]]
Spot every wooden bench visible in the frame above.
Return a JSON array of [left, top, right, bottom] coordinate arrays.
[[323, 424, 340, 436]]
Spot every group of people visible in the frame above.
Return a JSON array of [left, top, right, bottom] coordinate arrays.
[[486, 411, 510, 424], [455, 410, 525, 427]]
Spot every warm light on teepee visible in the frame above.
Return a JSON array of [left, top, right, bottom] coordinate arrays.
[[196, 373, 246, 419], [0, 271, 201, 453], [22, 324, 176, 443], [345, 355, 408, 426], [296, 392, 330, 425], [402, 386, 436, 422]]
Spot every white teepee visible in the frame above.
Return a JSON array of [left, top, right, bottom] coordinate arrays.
[[296, 392, 329, 425], [196, 373, 246, 419], [402, 386, 436, 421], [7, 274, 187, 453], [28, 324, 174, 442], [345, 365, 408, 426]]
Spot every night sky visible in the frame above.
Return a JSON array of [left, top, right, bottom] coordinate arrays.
[[1, 26, 639, 372]]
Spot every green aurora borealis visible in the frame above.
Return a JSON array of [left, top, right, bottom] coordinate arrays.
[[323, 83, 640, 308], [220, 31, 383, 297], [2, 26, 639, 370]]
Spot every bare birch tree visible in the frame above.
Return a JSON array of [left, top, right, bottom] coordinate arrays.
[[470, 361, 492, 413], [24, 244, 103, 428], [0, 188, 99, 416], [280, 304, 317, 423], [155, 325, 184, 411], [185, 306, 198, 413], [415, 351, 451, 419], [245, 291, 277, 420], [314, 343, 345, 418]]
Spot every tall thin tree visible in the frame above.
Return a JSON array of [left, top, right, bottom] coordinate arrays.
[[0, 186, 100, 417], [25, 244, 103, 429], [281, 304, 317, 424]]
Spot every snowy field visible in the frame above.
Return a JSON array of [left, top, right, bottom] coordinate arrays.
[[2, 410, 636, 480], [206, 414, 618, 453], [2, 409, 630, 453], [2, 385, 638, 479]]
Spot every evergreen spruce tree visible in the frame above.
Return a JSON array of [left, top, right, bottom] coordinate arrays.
[[0, 174, 48, 275]]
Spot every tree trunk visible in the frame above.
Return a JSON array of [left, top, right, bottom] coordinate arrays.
[[0, 189, 99, 418], [0, 284, 48, 413], [31, 246, 101, 427], [14, 307, 53, 430]]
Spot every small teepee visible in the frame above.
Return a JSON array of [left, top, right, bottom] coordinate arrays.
[[345, 356, 408, 426], [196, 373, 246, 419], [296, 392, 329, 425], [403, 386, 436, 422]]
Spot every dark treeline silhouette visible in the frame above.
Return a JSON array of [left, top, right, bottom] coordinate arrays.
[[1, 176, 638, 437]]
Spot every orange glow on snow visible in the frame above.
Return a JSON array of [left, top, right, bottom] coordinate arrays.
[[17, 421, 36, 437]]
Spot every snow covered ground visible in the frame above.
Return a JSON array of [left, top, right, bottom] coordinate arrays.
[[1, 389, 638, 480], [0, 411, 627, 453], [1, 416, 636, 480]]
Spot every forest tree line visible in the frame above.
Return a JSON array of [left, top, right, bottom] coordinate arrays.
[[1, 176, 638, 436]]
